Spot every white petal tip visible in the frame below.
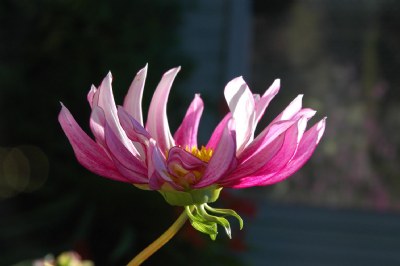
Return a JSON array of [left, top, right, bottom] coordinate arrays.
[[316, 118, 327, 142], [106, 71, 113, 81], [138, 64, 148, 74], [165, 66, 181, 76]]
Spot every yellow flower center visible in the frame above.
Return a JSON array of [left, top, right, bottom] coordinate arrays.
[[186, 145, 213, 163]]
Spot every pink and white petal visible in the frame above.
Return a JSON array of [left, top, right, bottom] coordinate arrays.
[[226, 117, 308, 187], [255, 79, 280, 123], [90, 106, 106, 147], [87, 85, 97, 108], [219, 134, 284, 184], [224, 77, 256, 152], [221, 117, 306, 186], [96, 73, 139, 155], [206, 113, 231, 150], [146, 67, 180, 152], [272, 94, 303, 123], [292, 108, 316, 121], [259, 117, 326, 186], [123, 64, 148, 126], [147, 139, 182, 190], [232, 118, 326, 188], [104, 123, 148, 183], [167, 146, 206, 171], [118, 107, 151, 142], [118, 106, 151, 158], [194, 119, 237, 188], [237, 120, 297, 162], [174, 94, 204, 148], [58, 104, 128, 182]]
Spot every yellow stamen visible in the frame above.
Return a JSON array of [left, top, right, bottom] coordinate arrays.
[[186, 145, 213, 162]]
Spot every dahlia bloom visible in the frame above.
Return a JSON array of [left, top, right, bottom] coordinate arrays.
[[59, 65, 325, 239]]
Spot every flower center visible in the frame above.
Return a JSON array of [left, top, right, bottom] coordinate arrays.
[[166, 146, 213, 189], [186, 145, 213, 162]]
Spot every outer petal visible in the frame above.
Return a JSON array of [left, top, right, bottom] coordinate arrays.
[[95, 73, 138, 155], [236, 119, 297, 163], [146, 67, 180, 152], [229, 118, 326, 188], [58, 104, 128, 182], [272, 94, 303, 123], [174, 94, 204, 148], [87, 85, 97, 108], [89, 106, 106, 147], [123, 64, 147, 126], [254, 79, 280, 123], [206, 113, 231, 150], [257, 118, 326, 186], [104, 123, 148, 183], [224, 77, 255, 152], [219, 121, 295, 183], [194, 119, 237, 188], [224, 117, 308, 187], [118, 107, 151, 145]]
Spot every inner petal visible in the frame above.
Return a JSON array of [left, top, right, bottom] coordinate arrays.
[[166, 146, 213, 189]]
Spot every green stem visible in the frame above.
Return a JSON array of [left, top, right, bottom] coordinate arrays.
[[126, 209, 188, 266]]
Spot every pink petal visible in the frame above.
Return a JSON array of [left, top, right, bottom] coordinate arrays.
[[206, 113, 231, 150], [236, 120, 297, 163], [87, 85, 97, 108], [146, 67, 180, 153], [58, 104, 128, 182], [167, 146, 207, 171], [226, 117, 308, 187], [219, 134, 285, 185], [123, 64, 148, 126], [95, 72, 138, 156], [104, 123, 148, 183], [272, 94, 303, 123], [224, 77, 256, 152], [147, 139, 182, 190], [89, 106, 106, 147], [223, 118, 304, 186], [118, 107, 151, 144], [259, 117, 326, 186], [194, 119, 237, 188], [231, 118, 326, 188], [174, 94, 204, 148], [117, 106, 150, 158], [254, 79, 280, 123], [292, 108, 317, 120]]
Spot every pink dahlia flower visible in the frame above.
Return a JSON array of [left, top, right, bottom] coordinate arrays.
[[59, 65, 325, 239]]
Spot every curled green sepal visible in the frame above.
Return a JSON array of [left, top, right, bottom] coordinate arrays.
[[185, 206, 218, 240], [184, 203, 244, 240]]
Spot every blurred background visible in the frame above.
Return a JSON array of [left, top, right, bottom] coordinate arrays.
[[1, 0, 400, 265]]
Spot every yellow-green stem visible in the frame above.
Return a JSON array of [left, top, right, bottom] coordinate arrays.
[[126, 209, 188, 266]]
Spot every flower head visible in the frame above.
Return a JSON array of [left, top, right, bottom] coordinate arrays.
[[59, 65, 325, 239]]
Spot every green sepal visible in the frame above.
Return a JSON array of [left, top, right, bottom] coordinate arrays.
[[185, 206, 218, 240], [204, 204, 244, 230], [185, 203, 244, 240], [198, 204, 232, 238], [159, 185, 222, 206]]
